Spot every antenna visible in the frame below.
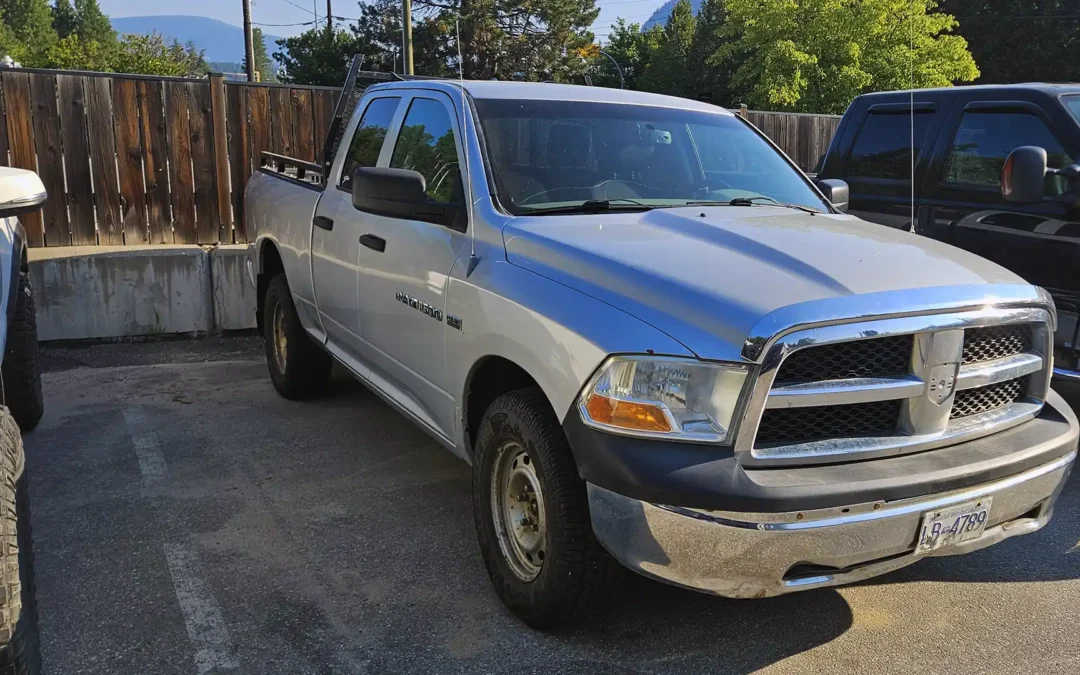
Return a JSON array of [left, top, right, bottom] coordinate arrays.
[[909, 0, 915, 233], [457, 17, 479, 277]]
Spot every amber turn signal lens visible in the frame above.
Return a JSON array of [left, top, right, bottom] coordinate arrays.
[[585, 394, 672, 433]]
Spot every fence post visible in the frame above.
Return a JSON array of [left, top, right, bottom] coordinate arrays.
[[737, 104, 748, 119], [210, 74, 232, 241]]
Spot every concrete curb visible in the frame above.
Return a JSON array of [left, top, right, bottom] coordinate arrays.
[[28, 245, 255, 341]]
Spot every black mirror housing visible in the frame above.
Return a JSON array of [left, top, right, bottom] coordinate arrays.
[[352, 167, 461, 228], [815, 178, 849, 212], [1001, 146, 1048, 203]]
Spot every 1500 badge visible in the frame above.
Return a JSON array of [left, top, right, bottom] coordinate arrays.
[[396, 292, 443, 322]]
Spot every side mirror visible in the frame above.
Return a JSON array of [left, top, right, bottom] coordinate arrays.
[[1001, 146, 1048, 203], [351, 167, 459, 227], [815, 178, 849, 212], [0, 167, 46, 218]]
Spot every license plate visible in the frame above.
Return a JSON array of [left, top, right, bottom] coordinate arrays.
[[915, 497, 992, 555]]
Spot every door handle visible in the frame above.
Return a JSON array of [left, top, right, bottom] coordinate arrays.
[[360, 234, 386, 252], [313, 216, 334, 231]]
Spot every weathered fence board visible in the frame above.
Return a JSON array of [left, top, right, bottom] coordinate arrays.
[[138, 80, 171, 244], [86, 77, 123, 245], [29, 74, 67, 246], [0, 68, 839, 248], [113, 78, 148, 244], [2, 72, 43, 245], [56, 75, 95, 245], [188, 82, 220, 244]]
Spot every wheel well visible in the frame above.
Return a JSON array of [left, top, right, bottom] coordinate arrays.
[[465, 356, 545, 455], [257, 241, 284, 336]]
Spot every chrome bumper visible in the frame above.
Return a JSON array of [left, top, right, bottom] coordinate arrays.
[[588, 449, 1075, 598]]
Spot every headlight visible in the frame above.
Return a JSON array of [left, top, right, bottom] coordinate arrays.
[[578, 356, 749, 443]]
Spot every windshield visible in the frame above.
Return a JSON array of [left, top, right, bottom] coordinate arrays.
[[474, 98, 829, 215], [1066, 95, 1080, 125]]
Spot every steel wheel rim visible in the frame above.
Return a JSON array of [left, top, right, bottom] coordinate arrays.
[[491, 441, 546, 582], [271, 301, 288, 373]]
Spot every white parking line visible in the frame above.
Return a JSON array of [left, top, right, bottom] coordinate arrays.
[[123, 407, 167, 485], [163, 543, 240, 674]]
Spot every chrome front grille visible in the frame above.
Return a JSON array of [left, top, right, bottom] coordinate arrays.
[[962, 325, 1031, 364], [774, 335, 912, 384], [738, 297, 1055, 467], [951, 377, 1028, 418]]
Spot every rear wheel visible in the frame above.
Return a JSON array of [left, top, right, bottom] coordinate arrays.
[[0, 410, 41, 675], [263, 274, 331, 399], [2, 271, 43, 432], [472, 388, 617, 630]]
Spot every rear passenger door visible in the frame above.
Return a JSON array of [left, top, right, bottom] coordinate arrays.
[[835, 102, 942, 229]]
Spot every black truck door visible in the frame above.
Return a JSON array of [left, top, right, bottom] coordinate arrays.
[[918, 97, 1080, 372]]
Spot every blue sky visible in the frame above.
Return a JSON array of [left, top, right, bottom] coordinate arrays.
[[98, 0, 664, 40]]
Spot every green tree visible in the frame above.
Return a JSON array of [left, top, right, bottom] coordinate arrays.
[[589, 18, 662, 90], [51, 0, 75, 36], [717, 0, 979, 114], [687, 0, 733, 104], [639, 0, 696, 96], [111, 32, 207, 77], [0, 0, 58, 61], [68, 0, 113, 44], [940, 0, 1080, 84], [244, 27, 276, 82], [274, 27, 361, 86]]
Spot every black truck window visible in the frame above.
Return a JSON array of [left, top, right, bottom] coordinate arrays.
[[846, 111, 932, 180], [942, 111, 1074, 195], [340, 97, 402, 189]]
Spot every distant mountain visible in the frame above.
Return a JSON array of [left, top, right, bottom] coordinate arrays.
[[643, 0, 703, 30], [111, 15, 283, 64]]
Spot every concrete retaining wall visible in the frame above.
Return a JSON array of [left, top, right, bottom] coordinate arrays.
[[28, 245, 256, 341]]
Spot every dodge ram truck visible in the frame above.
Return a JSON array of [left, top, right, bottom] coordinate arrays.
[[246, 79, 1078, 629]]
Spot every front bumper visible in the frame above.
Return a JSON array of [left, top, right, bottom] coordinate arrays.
[[589, 447, 1074, 598]]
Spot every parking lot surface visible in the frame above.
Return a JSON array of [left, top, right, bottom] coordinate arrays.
[[23, 339, 1080, 674]]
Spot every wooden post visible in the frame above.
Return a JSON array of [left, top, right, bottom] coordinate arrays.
[[210, 74, 233, 240]]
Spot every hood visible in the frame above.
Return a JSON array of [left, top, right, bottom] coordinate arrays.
[[502, 206, 1028, 362]]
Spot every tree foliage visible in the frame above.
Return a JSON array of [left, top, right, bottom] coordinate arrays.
[[0, 1, 205, 75], [714, 0, 979, 113], [639, 0, 695, 96], [276, 0, 600, 85], [939, 0, 1080, 84], [586, 19, 662, 90], [244, 27, 276, 82]]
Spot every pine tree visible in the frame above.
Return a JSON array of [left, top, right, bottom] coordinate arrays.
[[51, 0, 76, 37], [243, 27, 276, 82], [688, 0, 732, 104], [70, 0, 114, 45], [639, 0, 696, 96]]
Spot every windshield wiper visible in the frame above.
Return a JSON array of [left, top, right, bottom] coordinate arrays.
[[520, 198, 657, 215], [688, 196, 821, 215]]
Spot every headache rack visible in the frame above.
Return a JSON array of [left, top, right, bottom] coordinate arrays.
[[733, 287, 1056, 467]]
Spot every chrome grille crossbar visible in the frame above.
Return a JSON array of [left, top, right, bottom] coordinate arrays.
[[765, 352, 1044, 409]]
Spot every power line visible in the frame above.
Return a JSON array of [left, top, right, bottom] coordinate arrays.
[[276, 0, 316, 14]]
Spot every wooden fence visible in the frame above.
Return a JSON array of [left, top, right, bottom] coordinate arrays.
[[0, 67, 840, 248]]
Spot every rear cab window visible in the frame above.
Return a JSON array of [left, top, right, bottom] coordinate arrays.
[[845, 109, 934, 181]]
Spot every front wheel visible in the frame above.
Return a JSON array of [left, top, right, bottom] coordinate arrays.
[[472, 388, 617, 630], [2, 270, 43, 432]]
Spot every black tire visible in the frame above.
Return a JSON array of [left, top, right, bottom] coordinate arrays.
[[263, 274, 331, 400], [472, 388, 617, 630], [2, 271, 43, 432], [0, 410, 41, 675]]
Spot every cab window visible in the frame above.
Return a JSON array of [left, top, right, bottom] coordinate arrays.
[[389, 98, 462, 204], [340, 97, 401, 189], [942, 111, 1074, 195], [845, 111, 933, 180]]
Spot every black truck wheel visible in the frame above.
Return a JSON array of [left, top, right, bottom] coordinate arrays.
[[2, 271, 43, 432], [263, 274, 331, 400], [472, 388, 617, 630], [0, 410, 41, 675]]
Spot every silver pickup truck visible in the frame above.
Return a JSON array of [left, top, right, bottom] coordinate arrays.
[[246, 79, 1077, 628]]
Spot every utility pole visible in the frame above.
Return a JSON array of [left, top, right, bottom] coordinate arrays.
[[402, 0, 414, 75], [326, 0, 333, 35], [242, 0, 255, 82]]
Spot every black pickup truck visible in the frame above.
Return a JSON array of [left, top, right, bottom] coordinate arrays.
[[817, 84, 1080, 382]]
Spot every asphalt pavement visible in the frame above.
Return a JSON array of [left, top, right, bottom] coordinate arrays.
[[21, 338, 1080, 674]]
